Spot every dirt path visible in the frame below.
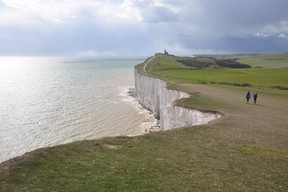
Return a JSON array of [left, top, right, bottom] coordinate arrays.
[[177, 84, 288, 150], [143, 56, 155, 73]]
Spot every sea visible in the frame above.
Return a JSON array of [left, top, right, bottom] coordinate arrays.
[[0, 56, 156, 163]]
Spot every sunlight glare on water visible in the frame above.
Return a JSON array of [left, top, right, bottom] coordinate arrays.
[[0, 56, 155, 163]]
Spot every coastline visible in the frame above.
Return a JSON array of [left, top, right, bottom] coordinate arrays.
[[126, 87, 160, 134], [0, 78, 220, 165], [0, 55, 223, 165], [2, 53, 288, 191], [134, 68, 222, 131]]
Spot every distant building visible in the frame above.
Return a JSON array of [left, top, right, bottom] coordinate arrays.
[[164, 50, 168, 55]]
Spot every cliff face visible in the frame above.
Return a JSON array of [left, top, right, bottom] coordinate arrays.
[[134, 70, 221, 131]]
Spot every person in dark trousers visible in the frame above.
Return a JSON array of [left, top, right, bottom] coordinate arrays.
[[245, 91, 251, 104], [253, 92, 258, 104]]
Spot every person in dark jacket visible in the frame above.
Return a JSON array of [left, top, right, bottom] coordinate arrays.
[[253, 92, 258, 104], [245, 91, 251, 104]]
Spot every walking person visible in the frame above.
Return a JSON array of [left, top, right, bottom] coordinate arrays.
[[245, 91, 251, 104], [253, 92, 258, 104]]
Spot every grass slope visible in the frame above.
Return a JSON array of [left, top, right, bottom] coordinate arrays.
[[157, 68, 288, 87], [1, 53, 288, 192], [142, 53, 288, 89], [228, 53, 288, 68], [1, 121, 288, 191]]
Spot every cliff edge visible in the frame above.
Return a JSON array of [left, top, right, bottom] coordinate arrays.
[[134, 55, 222, 130]]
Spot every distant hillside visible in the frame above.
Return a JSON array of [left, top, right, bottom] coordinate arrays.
[[136, 53, 288, 89], [225, 53, 288, 68], [176, 57, 251, 69]]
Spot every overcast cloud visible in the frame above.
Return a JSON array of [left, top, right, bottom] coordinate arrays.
[[0, 0, 287, 56]]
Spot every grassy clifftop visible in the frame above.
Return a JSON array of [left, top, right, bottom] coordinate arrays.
[[137, 53, 288, 89], [228, 53, 288, 68], [1, 53, 288, 192]]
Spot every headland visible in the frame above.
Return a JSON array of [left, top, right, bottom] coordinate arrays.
[[1, 53, 288, 191]]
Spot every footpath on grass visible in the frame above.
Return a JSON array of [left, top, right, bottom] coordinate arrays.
[[172, 83, 288, 149]]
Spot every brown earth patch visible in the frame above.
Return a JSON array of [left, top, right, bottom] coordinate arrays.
[[103, 144, 121, 150]]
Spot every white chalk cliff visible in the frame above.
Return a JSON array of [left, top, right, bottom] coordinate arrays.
[[134, 70, 222, 131]]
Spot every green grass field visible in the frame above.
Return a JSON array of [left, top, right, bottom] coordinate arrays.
[[230, 53, 288, 68], [1, 53, 288, 192], [1, 126, 288, 192], [143, 53, 288, 89], [157, 68, 288, 87]]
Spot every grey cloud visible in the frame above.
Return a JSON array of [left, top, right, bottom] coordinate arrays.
[[0, 0, 288, 56], [193, 0, 288, 35], [128, 0, 180, 23]]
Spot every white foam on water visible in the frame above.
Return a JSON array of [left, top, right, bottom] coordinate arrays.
[[118, 86, 158, 135]]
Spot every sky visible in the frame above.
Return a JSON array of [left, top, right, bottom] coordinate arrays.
[[0, 0, 288, 56]]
